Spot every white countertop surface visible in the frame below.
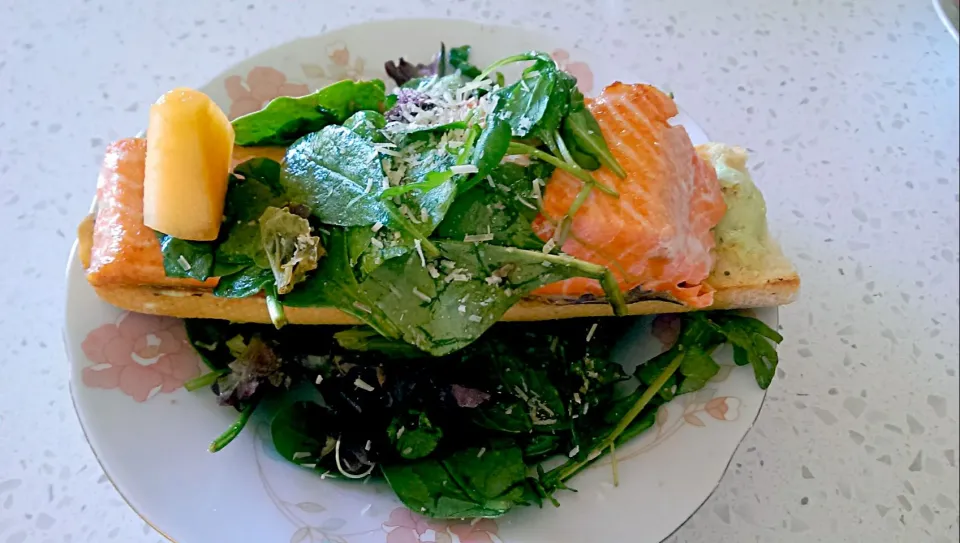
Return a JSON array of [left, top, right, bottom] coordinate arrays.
[[1, 0, 958, 541]]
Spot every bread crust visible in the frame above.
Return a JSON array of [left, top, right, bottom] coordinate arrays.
[[89, 273, 799, 324]]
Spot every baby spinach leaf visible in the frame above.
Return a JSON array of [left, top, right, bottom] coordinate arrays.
[[214, 268, 274, 298], [560, 88, 626, 177], [389, 411, 443, 459], [469, 116, 513, 181], [154, 232, 214, 281], [216, 158, 287, 269], [436, 162, 554, 250], [342, 110, 387, 142], [271, 401, 338, 467], [448, 45, 482, 79], [233, 79, 390, 146], [282, 126, 391, 227], [282, 127, 439, 258], [282, 229, 403, 340], [381, 444, 528, 518], [355, 241, 625, 355], [333, 328, 426, 358]]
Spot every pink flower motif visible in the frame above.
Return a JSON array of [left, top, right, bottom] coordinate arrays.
[[551, 49, 594, 94], [224, 67, 311, 120], [81, 313, 201, 402], [705, 397, 741, 421], [651, 314, 681, 352], [327, 42, 351, 67], [382, 508, 499, 543], [448, 518, 499, 543]]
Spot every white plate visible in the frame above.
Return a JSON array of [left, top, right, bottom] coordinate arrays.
[[66, 18, 774, 543], [934, 0, 960, 42]]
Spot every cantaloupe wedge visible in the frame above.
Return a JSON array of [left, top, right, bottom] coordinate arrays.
[[143, 88, 235, 241]]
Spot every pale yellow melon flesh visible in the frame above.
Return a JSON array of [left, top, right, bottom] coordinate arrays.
[[143, 88, 235, 241]]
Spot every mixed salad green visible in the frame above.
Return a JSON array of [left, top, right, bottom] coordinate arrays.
[[162, 44, 783, 519]]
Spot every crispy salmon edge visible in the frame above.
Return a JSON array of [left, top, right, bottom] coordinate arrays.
[[81, 226, 799, 324]]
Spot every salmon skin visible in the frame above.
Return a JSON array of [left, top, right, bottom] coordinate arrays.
[[532, 83, 726, 308], [86, 138, 217, 288]]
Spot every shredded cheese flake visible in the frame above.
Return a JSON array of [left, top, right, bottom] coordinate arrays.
[[468, 315, 483, 323], [315, 375, 324, 385], [586, 322, 599, 342], [568, 446, 580, 458], [177, 256, 191, 271], [370, 237, 384, 249], [372, 222, 384, 232], [450, 164, 479, 175], [542, 239, 557, 254], [476, 447, 486, 458], [354, 378, 375, 392], [413, 239, 426, 267], [515, 195, 537, 210], [463, 233, 495, 243], [412, 287, 432, 303]]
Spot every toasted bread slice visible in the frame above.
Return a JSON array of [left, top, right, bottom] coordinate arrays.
[[80, 140, 798, 323]]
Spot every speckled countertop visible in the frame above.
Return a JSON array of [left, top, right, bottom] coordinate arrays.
[[0, 0, 957, 541]]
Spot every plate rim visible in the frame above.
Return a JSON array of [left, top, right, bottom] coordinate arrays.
[[933, 0, 960, 42]]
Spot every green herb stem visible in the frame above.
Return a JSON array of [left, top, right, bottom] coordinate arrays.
[[265, 284, 288, 329], [209, 402, 257, 453], [552, 130, 578, 167], [552, 179, 594, 247], [506, 142, 618, 197], [547, 351, 684, 483], [475, 53, 542, 82], [184, 368, 229, 392], [598, 269, 628, 316]]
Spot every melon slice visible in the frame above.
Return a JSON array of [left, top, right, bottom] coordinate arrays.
[[143, 88, 235, 241]]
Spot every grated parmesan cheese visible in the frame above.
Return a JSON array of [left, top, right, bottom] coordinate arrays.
[[370, 237, 384, 249], [372, 222, 384, 232], [450, 164, 479, 175], [468, 315, 483, 323], [515, 195, 537, 210], [463, 233, 495, 243], [586, 322, 599, 342], [568, 446, 580, 458], [412, 287, 432, 303], [177, 255, 191, 271], [413, 239, 426, 267], [354, 378, 375, 392], [542, 239, 557, 254]]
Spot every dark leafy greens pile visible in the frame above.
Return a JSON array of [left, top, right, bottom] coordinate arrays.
[[162, 44, 785, 519], [185, 311, 782, 518]]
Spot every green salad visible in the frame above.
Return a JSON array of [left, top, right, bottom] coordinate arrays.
[[164, 44, 783, 519]]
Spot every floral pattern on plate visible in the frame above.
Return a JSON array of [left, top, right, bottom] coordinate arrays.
[[81, 312, 201, 402], [225, 66, 311, 120]]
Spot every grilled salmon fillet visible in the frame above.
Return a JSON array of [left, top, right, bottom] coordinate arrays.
[[86, 138, 216, 288], [532, 83, 726, 307]]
